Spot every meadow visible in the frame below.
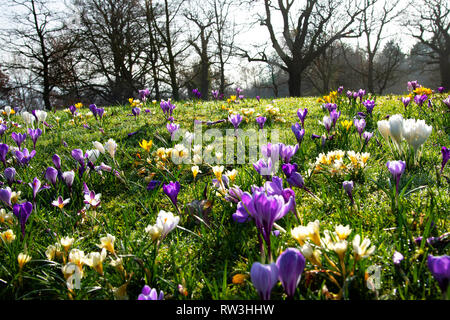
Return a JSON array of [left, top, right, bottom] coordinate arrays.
[[0, 83, 448, 300]]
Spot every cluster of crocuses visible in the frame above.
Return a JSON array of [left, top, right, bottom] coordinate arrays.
[[377, 114, 432, 164], [88, 104, 105, 121], [346, 89, 367, 103], [311, 150, 370, 176]]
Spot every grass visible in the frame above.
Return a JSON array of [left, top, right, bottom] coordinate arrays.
[[0, 90, 448, 300]]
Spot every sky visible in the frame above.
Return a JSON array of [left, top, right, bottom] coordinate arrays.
[[0, 0, 418, 87]]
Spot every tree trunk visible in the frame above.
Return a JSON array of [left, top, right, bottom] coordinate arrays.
[[440, 53, 450, 89], [367, 54, 375, 94], [288, 70, 302, 97]]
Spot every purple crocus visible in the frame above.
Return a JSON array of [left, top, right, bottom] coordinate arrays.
[[338, 86, 344, 94], [138, 285, 164, 300], [71, 149, 85, 167], [52, 154, 61, 171], [256, 96, 261, 102], [211, 90, 219, 100], [13, 201, 33, 237], [427, 255, 450, 294], [357, 89, 366, 102], [291, 123, 305, 145], [353, 118, 366, 137], [166, 123, 180, 140], [138, 88, 151, 101], [279, 143, 299, 163], [4, 167, 16, 187], [28, 128, 42, 150], [414, 94, 428, 107], [253, 158, 274, 180], [401, 97, 411, 109], [250, 262, 278, 300], [0, 124, 7, 137], [282, 163, 304, 189], [97, 108, 105, 119], [29, 177, 49, 202], [343, 180, 354, 205], [163, 181, 180, 210], [147, 180, 161, 191], [386, 160, 406, 195], [69, 105, 77, 115], [441, 146, 449, 173], [228, 114, 243, 130], [363, 99, 375, 115], [11, 132, 27, 150], [276, 248, 305, 298], [0, 187, 12, 207], [297, 108, 308, 128], [362, 131, 373, 144], [45, 167, 58, 186], [325, 103, 337, 113], [256, 116, 267, 130], [329, 109, 341, 128], [15, 148, 36, 166], [437, 87, 445, 93], [132, 107, 141, 120]]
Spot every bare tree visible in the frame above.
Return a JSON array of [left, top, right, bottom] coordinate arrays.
[[184, 3, 215, 99], [240, 0, 367, 97], [403, 0, 450, 89], [1, 0, 79, 110]]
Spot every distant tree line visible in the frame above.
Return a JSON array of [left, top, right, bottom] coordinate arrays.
[[0, 0, 448, 110]]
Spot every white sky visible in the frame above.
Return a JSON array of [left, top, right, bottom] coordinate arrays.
[[0, 0, 417, 86]]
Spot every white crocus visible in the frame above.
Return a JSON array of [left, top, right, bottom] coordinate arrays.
[[155, 210, 179, 240], [388, 114, 404, 146], [22, 111, 35, 129], [377, 120, 391, 142], [4, 106, 11, 118], [104, 139, 117, 159], [85, 149, 100, 163], [401, 118, 432, 152], [93, 141, 105, 154], [352, 234, 376, 261]]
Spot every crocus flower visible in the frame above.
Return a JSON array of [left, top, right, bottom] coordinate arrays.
[[155, 210, 180, 240], [291, 123, 305, 145], [279, 144, 299, 163], [62, 171, 75, 190], [363, 100, 375, 115], [13, 201, 32, 237], [388, 114, 404, 146], [139, 88, 151, 101], [353, 118, 366, 137], [3, 168, 15, 188], [325, 103, 337, 113], [166, 123, 180, 140], [0, 124, 7, 137], [52, 196, 70, 209], [401, 97, 411, 109], [282, 163, 304, 189], [15, 148, 36, 166], [362, 131, 373, 144], [443, 96, 450, 108], [71, 149, 85, 167], [132, 107, 141, 119], [401, 119, 432, 153], [329, 109, 341, 128], [256, 116, 267, 130], [253, 158, 274, 180], [343, 180, 354, 205], [29, 177, 49, 201], [276, 248, 305, 298], [427, 255, 450, 294], [45, 167, 58, 186], [0, 187, 12, 206], [28, 128, 42, 150], [11, 132, 27, 150], [52, 154, 61, 172], [338, 86, 344, 94], [138, 285, 164, 300], [393, 251, 404, 266], [84, 190, 101, 208], [104, 139, 117, 159], [386, 160, 406, 195], [163, 181, 180, 210], [441, 146, 449, 173], [147, 180, 161, 191], [228, 114, 242, 130], [250, 262, 278, 300], [297, 108, 308, 128], [438, 87, 445, 93], [97, 108, 105, 119], [414, 94, 427, 107], [320, 115, 332, 133], [256, 96, 261, 102]]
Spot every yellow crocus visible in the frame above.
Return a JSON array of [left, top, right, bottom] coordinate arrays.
[[191, 165, 201, 179], [340, 120, 352, 131], [139, 139, 153, 152], [18, 253, 32, 270]]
